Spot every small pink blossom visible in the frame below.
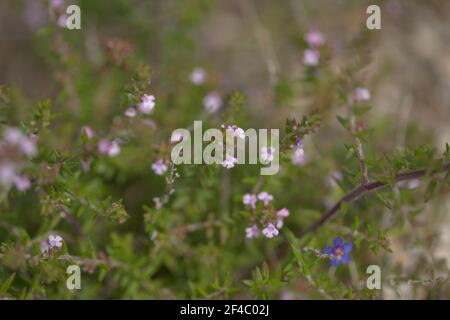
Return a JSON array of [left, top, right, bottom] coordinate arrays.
[[40, 241, 49, 254], [305, 31, 326, 47], [124, 107, 137, 118], [82, 126, 95, 139], [189, 67, 207, 85], [98, 139, 121, 157], [152, 159, 168, 175], [4, 128, 24, 144], [277, 208, 289, 218], [138, 94, 156, 114], [354, 87, 371, 102], [4, 128, 37, 157], [262, 223, 279, 238], [170, 132, 183, 143], [257, 192, 273, 205], [243, 193, 258, 208], [57, 15, 67, 28], [203, 92, 222, 113], [48, 235, 63, 248], [13, 175, 31, 191], [291, 139, 305, 165], [223, 125, 245, 139], [276, 218, 284, 229], [222, 155, 238, 169], [303, 49, 320, 66], [245, 225, 260, 239], [260, 147, 275, 163]]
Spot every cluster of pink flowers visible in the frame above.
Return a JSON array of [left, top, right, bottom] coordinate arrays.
[[260, 147, 275, 163], [222, 124, 245, 139], [0, 127, 36, 191], [303, 30, 326, 67], [291, 139, 305, 166], [97, 139, 121, 157], [219, 124, 246, 169], [125, 94, 156, 118], [243, 191, 289, 239], [40, 234, 64, 255]]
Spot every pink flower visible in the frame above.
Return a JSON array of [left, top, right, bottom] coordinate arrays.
[[48, 235, 63, 248], [277, 208, 289, 218], [223, 125, 245, 139], [260, 147, 275, 163], [170, 132, 183, 143], [257, 192, 273, 205], [245, 225, 260, 239], [222, 155, 238, 169], [98, 139, 121, 157], [262, 223, 279, 238], [291, 139, 305, 165], [57, 15, 67, 28], [243, 193, 258, 208], [138, 94, 156, 114], [4, 128, 24, 144], [82, 126, 95, 139], [203, 92, 222, 113], [4, 128, 37, 157], [305, 31, 326, 47], [354, 87, 371, 102], [303, 49, 320, 66], [13, 175, 31, 191], [152, 159, 168, 175], [124, 107, 137, 118], [276, 218, 284, 229], [40, 241, 49, 254], [189, 67, 207, 85]]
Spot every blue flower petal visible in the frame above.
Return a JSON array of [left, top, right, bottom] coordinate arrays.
[[343, 243, 353, 254], [330, 258, 341, 267], [324, 246, 333, 255], [342, 254, 351, 265], [333, 237, 343, 246]]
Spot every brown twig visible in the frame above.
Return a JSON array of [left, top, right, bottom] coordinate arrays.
[[304, 162, 450, 234]]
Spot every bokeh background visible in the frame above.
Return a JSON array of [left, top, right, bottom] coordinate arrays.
[[0, 0, 449, 299]]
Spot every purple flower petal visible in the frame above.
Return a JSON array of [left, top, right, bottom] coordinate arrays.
[[343, 243, 353, 254], [330, 259, 341, 267], [323, 246, 333, 255], [333, 237, 343, 246], [342, 254, 351, 265]]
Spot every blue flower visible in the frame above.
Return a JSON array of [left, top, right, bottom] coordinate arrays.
[[324, 237, 353, 267]]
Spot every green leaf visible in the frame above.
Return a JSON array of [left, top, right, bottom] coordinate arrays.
[[425, 180, 438, 202], [336, 115, 350, 131], [0, 273, 16, 293]]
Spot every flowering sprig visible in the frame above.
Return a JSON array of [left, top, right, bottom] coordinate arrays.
[[243, 191, 289, 239]]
